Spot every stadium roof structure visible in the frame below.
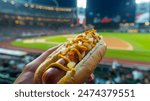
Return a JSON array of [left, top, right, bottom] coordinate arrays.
[[15, 0, 76, 8], [0, 0, 76, 24]]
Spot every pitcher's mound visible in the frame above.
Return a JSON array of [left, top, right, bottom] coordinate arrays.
[[104, 37, 133, 50]]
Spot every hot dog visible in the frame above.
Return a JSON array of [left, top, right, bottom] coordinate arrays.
[[34, 29, 107, 84]]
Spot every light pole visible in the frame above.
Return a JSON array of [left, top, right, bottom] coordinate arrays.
[[149, 0, 150, 23], [52, 0, 59, 7]]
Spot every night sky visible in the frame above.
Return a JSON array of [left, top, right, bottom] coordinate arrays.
[[87, 0, 136, 22]]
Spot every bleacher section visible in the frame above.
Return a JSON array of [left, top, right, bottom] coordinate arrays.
[[1, 52, 150, 84], [0, 0, 75, 19], [0, 0, 77, 27]]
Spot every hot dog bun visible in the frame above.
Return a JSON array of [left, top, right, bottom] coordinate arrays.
[[34, 29, 107, 84]]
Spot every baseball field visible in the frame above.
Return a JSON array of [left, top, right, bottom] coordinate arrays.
[[11, 32, 150, 62]]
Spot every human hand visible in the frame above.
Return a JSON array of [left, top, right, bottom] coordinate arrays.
[[14, 45, 94, 84]]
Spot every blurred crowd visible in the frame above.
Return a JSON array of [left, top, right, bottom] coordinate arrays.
[[0, 26, 44, 41], [94, 61, 150, 84], [0, 26, 83, 41], [0, 53, 150, 84], [0, 53, 38, 83]]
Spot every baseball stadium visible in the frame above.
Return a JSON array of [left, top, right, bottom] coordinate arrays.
[[0, 0, 150, 84]]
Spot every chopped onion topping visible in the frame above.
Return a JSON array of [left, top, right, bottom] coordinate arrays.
[[61, 47, 66, 52], [67, 61, 76, 68], [70, 45, 75, 49], [78, 41, 82, 45], [89, 38, 94, 42], [83, 33, 86, 36]]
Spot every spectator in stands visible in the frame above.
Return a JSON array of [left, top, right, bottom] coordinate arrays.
[[144, 77, 150, 84], [112, 60, 120, 69], [106, 78, 115, 84], [95, 77, 106, 84], [132, 69, 144, 82]]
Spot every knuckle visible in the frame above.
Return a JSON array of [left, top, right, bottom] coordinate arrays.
[[24, 63, 32, 72]]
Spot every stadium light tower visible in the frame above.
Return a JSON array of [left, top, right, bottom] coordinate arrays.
[[77, 0, 87, 8], [76, 0, 87, 25], [136, 0, 149, 4], [52, 0, 59, 7], [135, 0, 150, 24]]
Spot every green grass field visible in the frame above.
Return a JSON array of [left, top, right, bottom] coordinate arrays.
[[11, 32, 150, 62]]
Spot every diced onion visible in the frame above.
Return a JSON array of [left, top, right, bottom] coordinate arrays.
[[61, 47, 68, 55], [67, 61, 76, 68], [83, 33, 86, 36], [87, 33, 92, 38], [78, 41, 82, 45], [61, 47, 66, 52], [69, 40, 73, 44], [89, 38, 94, 42], [70, 45, 75, 49]]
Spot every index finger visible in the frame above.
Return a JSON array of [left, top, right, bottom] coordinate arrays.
[[24, 44, 62, 72]]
